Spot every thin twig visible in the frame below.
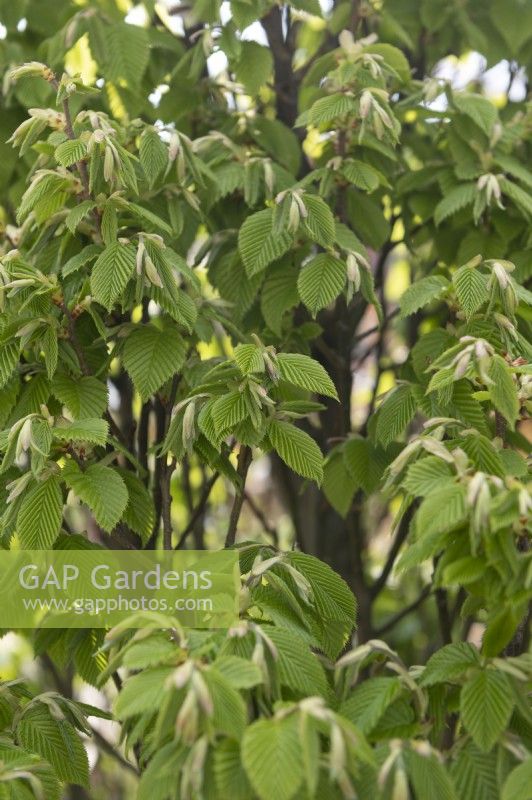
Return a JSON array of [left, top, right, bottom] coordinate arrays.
[[374, 586, 432, 635], [225, 445, 252, 547], [370, 506, 414, 598], [90, 726, 139, 776], [175, 472, 220, 550], [244, 491, 278, 542]]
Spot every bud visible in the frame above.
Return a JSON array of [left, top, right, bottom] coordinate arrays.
[[288, 197, 300, 232], [182, 401, 196, 452], [192, 671, 213, 717], [359, 90, 372, 119], [103, 145, 114, 182], [143, 255, 163, 288], [391, 767, 410, 800], [346, 253, 361, 291], [9, 62, 49, 82]]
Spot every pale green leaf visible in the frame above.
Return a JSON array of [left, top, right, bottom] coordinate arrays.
[[268, 419, 323, 484], [17, 475, 62, 549], [461, 669, 514, 752], [123, 322, 187, 402], [238, 209, 293, 277], [90, 241, 136, 311], [297, 253, 346, 317], [400, 275, 450, 317], [276, 353, 338, 399], [63, 460, 128, 533], [242, 715, 303, 800]]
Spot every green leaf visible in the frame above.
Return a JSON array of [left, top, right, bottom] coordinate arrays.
[[260, 264, 299, 335], [297, 253, 346, 317], [213, 656, 263, 689], [235, 41, 273, 94], [238, 209, 293, 277], [17, 475, 62, 549], [63, 460, 128, 533], [104, 22, 150, 86], [17, 704, 89, 786], [139, 128, 168, 188], [406, 748, 459, 800], [52, 375, 108, 419], [233, 344, 264, 375], [123, 322, 187, 402], [90, 241, 136, 311], [114, 667, 175, 719], [276, 353, 338, 399], [487, 355, 519, 429], [55, 138, 86, 167], [420, 643, 482, 686], [451, 741, 499, 800], [0, 337, 20, 389], [341, 159, 381, 192], [453, 265, 489, 318], [53, 418, 109, 446], [453, 93, 497, 136], [215, 740, 254, 800], [308, 93, 357, 126], [268, 419, 324, 484], [119, 470, 155, 544], [400, 275, 450, 317], [267, 626, 330, 698], [340, 677, 402, 733], [404, 456, 453, 497], [211, 391, 248, 434], [461, 669, 514, 752], [301, 194, 335, 247], [323, 449, 356, 517], [502, 758, 532, 800], [343, 436, 385, 494], [375, 384, 417, 445], [242, 715, 303, 800], [434, 184, 476, 226], [500, 177, 532, 218], [416, 484, 467, 537], [363, 43, 411, 82]]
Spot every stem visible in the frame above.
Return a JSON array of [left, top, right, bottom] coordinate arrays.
[[225, 445, 252, 547], [374, 586, 431, 636], [175, 472, 219, 550], [161, 457, 176, 549]]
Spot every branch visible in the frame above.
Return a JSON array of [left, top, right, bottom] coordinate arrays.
[[374, 586, 432, 636], [370, 506, 414, 598], [225, 445, 252, 547], [244, 491, 278, 542], [90, 726, 139, 777], [175, 472, 220, 549]]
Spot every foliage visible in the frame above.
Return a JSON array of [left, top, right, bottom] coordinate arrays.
[[0, 0, 530, 797]]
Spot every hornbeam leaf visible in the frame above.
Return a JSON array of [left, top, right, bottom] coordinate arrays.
[[242, 715, 303, 800], [297, 253, 347, 317], [123, 322, 187, 402], [276, 353, 338, 399], [400, 275, 450, 317], [453, 264, 489, 318], [90, 241, 136, 311], [461, 669, 514, 752], [63, 460, 128, 532], [238, 209, 292, 277], [17, 475, 62, 548], [268, 419, 323, 484], [487, 355, 519, 429], [17, 705, 89, 786]]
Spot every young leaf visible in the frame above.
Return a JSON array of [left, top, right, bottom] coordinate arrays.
[[268, 419, 324, 484], [400, 275, 450, 317], [90, 241, 137, 311], [453, 264, 489, 318], [63, 460, 128, 533], [460, 669, 514, 752], [139, 128, 168, 188], [297, 253, 347, 317], [238, 209, 292, 277], [242, 715, 303, 800], [17, 475, 63, 548], [17, 705, 89, 786], [487, 355, 519, 429], [276, 353, 338, 399], [375, 384, 417, 446], [123, 322, 187, 402]]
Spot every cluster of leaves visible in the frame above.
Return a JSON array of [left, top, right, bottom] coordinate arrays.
[[4, 547, 531, 800], [0, 0, 530, 798]]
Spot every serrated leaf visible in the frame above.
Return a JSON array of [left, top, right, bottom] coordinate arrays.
[[269, 419, 323, 484], [420, 643, 481, 686], [453, 93, 497, 136], [341, 159, 381, 192], [55, 138, 87, 167], [416, 483, 467, 537], [242, 715, 303, 800], [52, 374, 108, 419], [53, 418, 109, 446], [17, 705, 89, 786], [487, 355, 519, 429], [451, 741, 499, 800], [376, 384, 417, 446], [434, 184, 476, 225], [404, 456, 453, 496], [114, 667, 175, 719], [235, 41, 273, 94], [238, 209, 293, 277], [502, 758, 532, 800], [453, 265, 489, 318], [63, 460, 128, 533], [17, 475, 62, 549], [301, 194, 335, 247], [308, 93, 357, 126], [139, 128, 168, 188], [215, 739, 253, 800], [123, 322, 187, 402], [400, 276, 450, 317], [260, 264, 299, 335], [323, 449, 356, 517], [90, 241, 136, 311], [104, 23, 150, 86], [406, 749, 458, 800], [0, 338, 20, 390], [297, 253, 346, 317], [461, 669, 514, 751], [233, 344, 264, 375], [211, 391, 248, 434], [276, 353, 338, 399]]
